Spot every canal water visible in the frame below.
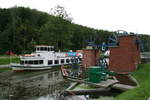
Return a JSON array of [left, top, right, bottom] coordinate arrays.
[[0, 68, 70, 100]]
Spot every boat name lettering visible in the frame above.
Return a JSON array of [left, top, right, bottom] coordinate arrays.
[[57, 56, 65, 58]]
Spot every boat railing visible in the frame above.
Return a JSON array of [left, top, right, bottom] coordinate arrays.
[[20, 56, 44, 59], [10, 63, 21, 66]]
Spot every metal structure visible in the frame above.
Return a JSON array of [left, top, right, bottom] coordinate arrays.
[[88, 66, 115, 83], [87, 30, 144, 68]]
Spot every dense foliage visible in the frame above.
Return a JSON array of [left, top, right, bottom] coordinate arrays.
[[139, 35, 150, 52], [114, 64, 150, 100], [0, 7, 150, 54], [0, 7, 113, 54]]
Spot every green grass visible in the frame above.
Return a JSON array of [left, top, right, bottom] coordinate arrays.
[[0, 56, 20, 65], [114, 64, 150, 100], [91, 97, 114, 100], [141, 52, 150, 55], [75, 84, 97, 90], [133, 64, 150, 83], [0, 67, 12, 72]]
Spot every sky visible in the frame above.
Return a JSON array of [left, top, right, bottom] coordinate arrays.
[[0, 0, 150, 35]]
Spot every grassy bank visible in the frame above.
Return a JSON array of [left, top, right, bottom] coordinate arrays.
[[0, 67, 12, 73], [114, 64, 150, 100], [0, 56, 20, 65]]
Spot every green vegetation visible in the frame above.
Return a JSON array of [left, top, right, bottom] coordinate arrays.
[[0, 7, 112, 54], [114, 64, 150, 100], [0, 56, 20, 65], [0, 67, 11, 72], [0, 7, 150, 54], [141, 52, 150, 55], [0, 6, 150, 54], [140, 35, 150, 52], [91, 97, 114, 100], [92, 64, 150, 100], [74, 84, 97, 90], [133, 64, 150, 83]]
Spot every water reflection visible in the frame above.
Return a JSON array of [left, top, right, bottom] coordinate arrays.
[[0, 69, 70, 100]]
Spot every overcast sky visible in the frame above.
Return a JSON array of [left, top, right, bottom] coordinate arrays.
[[0, 0, 150, 35]]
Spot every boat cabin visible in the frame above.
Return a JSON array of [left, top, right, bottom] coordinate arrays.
[[11, 45, 82, 71], [36, 45, 54, 52]]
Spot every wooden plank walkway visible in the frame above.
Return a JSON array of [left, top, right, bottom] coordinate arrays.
[[63, 88, 110, 96], [62, 95, 87, 100], [67, 78, 119, 88], [112, 83, 136, 91], [66, 77, 136, 91], [96, 79, 119, 88], [66, 82, 79, 90]]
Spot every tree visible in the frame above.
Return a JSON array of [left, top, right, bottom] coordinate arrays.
[[49, 5, 73, 22], [2, 7, 150, 54]]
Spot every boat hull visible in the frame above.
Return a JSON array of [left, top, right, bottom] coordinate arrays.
[[11, 64, 53, 71]]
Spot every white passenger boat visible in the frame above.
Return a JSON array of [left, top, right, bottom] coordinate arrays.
[[11, 45, 82, 72]]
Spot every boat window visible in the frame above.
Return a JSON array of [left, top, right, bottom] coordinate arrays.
[[71, 59, 75, 63], [34, 60, 38, 64], [66, 59, 70, 63], [20, 61, 24, 65], [75, 59, 79, 63], [25, 61, 28, 64], [79, 58, 82, 61], [61, 59, 64, 64], [51, 47, 54, 51], [48, 48, 50, 51], [44, 47, 47, 51], [73, 58, 79, 63], [24, 60, 43, 64], [40, 47, 42, 51], [37, 48, 40, 51], [29, 61, 33, 64], [48, 60, 53, 65], [39, 47, 49, 51], [40, 47, 47, 51], [55, 60, 59, 64], [39, 60, 43, 64]]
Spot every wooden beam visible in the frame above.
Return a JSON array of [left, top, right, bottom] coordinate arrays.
[[66, 78, 118, 88], [62, 88, 110, 96], [112, 83, 136, 91]]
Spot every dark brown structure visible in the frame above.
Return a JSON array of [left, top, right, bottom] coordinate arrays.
[[82, 49, 100, 68], [108, 35, 141, 73]]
